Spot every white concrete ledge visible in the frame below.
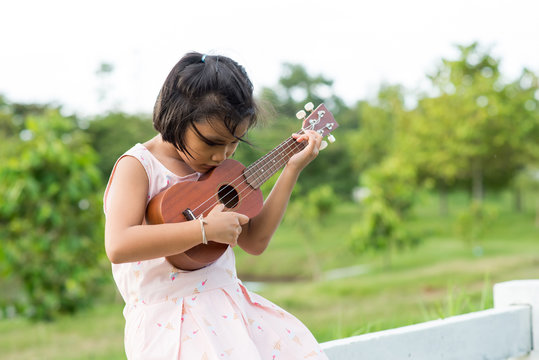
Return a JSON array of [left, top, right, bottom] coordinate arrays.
[[321, 305, 532, 360]]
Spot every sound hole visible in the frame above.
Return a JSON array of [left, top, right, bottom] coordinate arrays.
[[218, 185, 239, 208]]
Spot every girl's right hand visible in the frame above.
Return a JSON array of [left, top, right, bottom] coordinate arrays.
[[204, 204, 250, 247]]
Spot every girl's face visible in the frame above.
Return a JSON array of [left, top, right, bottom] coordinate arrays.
[[178, 118, 249, 173]]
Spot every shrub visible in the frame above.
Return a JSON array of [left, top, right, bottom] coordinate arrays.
[[0, 111, 107, 320]]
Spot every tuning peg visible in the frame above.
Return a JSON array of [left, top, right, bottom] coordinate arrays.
[[296, 110, 306, 120], [304, 102, 314, 112], [319, 140, 328, 151], [327, 134, 336, 143]]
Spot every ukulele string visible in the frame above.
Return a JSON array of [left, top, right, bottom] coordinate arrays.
[[223, 123, 317, 204], [212, 136, 305, 217], [206, 133, 309, 215], [190, 125, 313, 217], [189, 123, 312, 216], [190, 128, 307, 216], [213, 118, 326, 212], [193, 107, 328, 216], [220, 136, 306, 213]]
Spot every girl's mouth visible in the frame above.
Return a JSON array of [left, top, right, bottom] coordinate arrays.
[[200, 164, 217, 172]]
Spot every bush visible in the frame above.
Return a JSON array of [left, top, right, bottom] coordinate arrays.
[[455, 201, 498, 245], [0, 110, 107, 320], [349, 156, 419, 265]]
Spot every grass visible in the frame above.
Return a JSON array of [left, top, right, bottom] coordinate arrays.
[[1, 190, 538, 358], [239, 189, 539, 341], [0, 301, 125, 360]]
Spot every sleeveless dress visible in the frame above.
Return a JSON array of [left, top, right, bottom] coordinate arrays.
[[104, 143, 328, 360]]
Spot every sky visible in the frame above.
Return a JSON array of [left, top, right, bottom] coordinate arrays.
[[1, 0, 538, 117]]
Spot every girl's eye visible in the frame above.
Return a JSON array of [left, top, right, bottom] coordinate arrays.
[[204, 138, 239, 147], [213, 141, 239, 147]]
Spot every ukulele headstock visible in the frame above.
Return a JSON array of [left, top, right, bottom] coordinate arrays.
[[296, 103, 339, 149]]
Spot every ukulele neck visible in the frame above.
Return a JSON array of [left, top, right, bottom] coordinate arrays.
[[243, 134, 307, 189]]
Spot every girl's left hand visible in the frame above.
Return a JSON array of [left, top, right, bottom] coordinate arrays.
[[288, 130, 323, 172]]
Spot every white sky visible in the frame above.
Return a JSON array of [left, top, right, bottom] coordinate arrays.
[[1, 0, 538, 116]]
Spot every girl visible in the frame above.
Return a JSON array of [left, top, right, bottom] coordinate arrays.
[[104, 52, 328, 359]]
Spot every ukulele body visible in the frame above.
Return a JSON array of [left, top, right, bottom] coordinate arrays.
[[146, 158, 263, 270]]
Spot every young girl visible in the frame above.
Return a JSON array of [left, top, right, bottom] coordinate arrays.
[[104, 52, 329, 359]]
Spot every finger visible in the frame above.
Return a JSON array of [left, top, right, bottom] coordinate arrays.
[[292, 133, 309, 142], [301, 130, 321, 142], [311, 131, 323, 148], [301, 131, 321, 152], [306, 129, 322, 142], [236, 213, 250, 225], [209, 203, 225, 215]]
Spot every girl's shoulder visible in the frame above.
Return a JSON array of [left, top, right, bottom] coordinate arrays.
[[122, 143, 154, 173], [103, 144, 150, 214]]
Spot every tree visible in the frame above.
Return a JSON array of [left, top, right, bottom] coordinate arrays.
[[0, 95, 21, 154], [347, 84, 407, 174], [277, 63, 334, 114], [407, 43, 539, 205], [0, 109, 107, 320], [86, 111, 156, 176], [349, 155, 419, 267], [286, 184, 338, 280], [254, 64, 356, 198]]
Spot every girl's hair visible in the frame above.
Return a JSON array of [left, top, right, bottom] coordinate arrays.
[[153, 52, 258, 157]]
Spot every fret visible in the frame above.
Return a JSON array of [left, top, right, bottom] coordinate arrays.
[[244, 135, 307, 189]]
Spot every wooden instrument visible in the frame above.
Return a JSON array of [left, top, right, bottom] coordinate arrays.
[[146, 103, 338, 270]]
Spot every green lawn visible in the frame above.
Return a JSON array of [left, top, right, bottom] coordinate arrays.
[[1, 190, 538, 359], [0, 301, 125, 360]]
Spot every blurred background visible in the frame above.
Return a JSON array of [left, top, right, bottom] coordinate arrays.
[[1, 0, 538, 358]]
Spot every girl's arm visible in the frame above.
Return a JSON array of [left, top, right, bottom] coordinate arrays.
[[237, 130, 322, 255], [105, 156, 247, 264]]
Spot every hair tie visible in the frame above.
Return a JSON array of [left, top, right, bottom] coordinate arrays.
[[201, 54, 207, 63]]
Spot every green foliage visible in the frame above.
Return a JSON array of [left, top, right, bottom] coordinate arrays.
[[288, 184, 338, 222], [512, 167, 539, 225], [455, 201, 499, 244], [276, 63, 334, 114], [306, 185, 338, 219], [0, 110, 107, 320], [363, 156, 417, 216], [86, 111, 156, 176], [408, 43, 539, 200], [350, 156, 419, 265], [255, 63, 357, 198], [299, 137, 357, 198], [284, 185, 338, 280], [348, 84, 407, 174]]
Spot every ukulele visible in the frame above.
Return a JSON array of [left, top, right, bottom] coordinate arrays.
[[146, 103, 338, 270]]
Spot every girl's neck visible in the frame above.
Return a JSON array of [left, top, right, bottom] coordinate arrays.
[[144, 135, 194, 177]]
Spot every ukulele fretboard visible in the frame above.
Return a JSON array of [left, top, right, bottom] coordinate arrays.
[[243, 135, 307, 189]]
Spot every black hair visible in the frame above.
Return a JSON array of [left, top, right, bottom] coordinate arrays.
[[153, 52, 258, 157]]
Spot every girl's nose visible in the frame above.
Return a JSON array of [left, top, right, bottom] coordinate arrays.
[[211, 148, 228, 163]]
